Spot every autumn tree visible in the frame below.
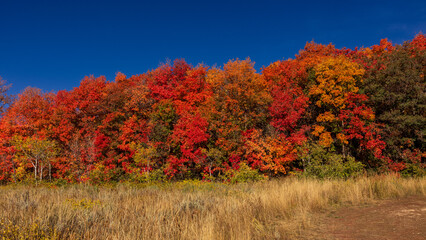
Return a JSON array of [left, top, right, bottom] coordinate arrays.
[[363, 37, 425, 169], [259, 60, 309, 174], [11, 136, 58, 181], [167, 65, 211, 178], [51, 76, 110, 181], [263, 60, 308, 134], [0, 77, 13, 182], [203, 59, 272, 174], [1, 87, 54, 138], [307, 56, 385, 167], [132, 60, 212, 179]]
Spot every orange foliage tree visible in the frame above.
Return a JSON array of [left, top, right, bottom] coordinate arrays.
[[307, 56, 385, 166], [202, 59, 272, 176]]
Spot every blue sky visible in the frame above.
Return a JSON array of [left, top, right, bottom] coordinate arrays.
[[0, 0, 424, 95]]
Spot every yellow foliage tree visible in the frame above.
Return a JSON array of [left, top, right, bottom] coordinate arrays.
[[308, 56, 365, 148], [309, 56, 365, 109]]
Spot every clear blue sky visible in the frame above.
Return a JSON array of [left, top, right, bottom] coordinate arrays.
[[1, 0, 425, 95]]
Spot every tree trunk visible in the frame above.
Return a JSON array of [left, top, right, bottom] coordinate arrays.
[[40, 163, 43, 181], [342, 144, 346, 158], [33, 160, 37, 181]]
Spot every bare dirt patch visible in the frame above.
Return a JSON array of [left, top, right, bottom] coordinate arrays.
[[312, 196, 426, 240]]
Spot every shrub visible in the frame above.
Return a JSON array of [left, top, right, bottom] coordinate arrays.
[[399, 149, 425, 177], [220, 163, 266, 183], [301, 143, 365, 179], [400, 163, 426, 177], [126, 169, 167, 183]]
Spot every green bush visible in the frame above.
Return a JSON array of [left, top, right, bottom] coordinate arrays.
[[127, 169, 167, 183], [400, 163, 426, 177], [301, 143, 365, 179], [220, 163, 266, 183]]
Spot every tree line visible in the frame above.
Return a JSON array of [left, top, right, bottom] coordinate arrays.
[[0, 34, 424, 183]]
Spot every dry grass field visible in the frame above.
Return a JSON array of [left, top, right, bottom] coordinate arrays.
[[0, 175, 425, 240]]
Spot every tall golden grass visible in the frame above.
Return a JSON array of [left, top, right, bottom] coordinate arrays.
[[0, 175, 425, 240]]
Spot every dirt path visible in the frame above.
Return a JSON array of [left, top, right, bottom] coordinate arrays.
[[315, 196, 426, 240]]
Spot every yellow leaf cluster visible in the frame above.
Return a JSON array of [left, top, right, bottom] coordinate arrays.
[[311, 125, 325, 137], [316, 111, 336, 122], [309, 56, 365, 109], [318, 132, 333, 147]]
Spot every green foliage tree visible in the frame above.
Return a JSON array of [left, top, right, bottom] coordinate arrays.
[[363, 41, 426, 164], [300, 143, 365, 179]]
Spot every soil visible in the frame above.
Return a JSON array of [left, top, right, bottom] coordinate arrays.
[[310, 196, 426, 240]]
